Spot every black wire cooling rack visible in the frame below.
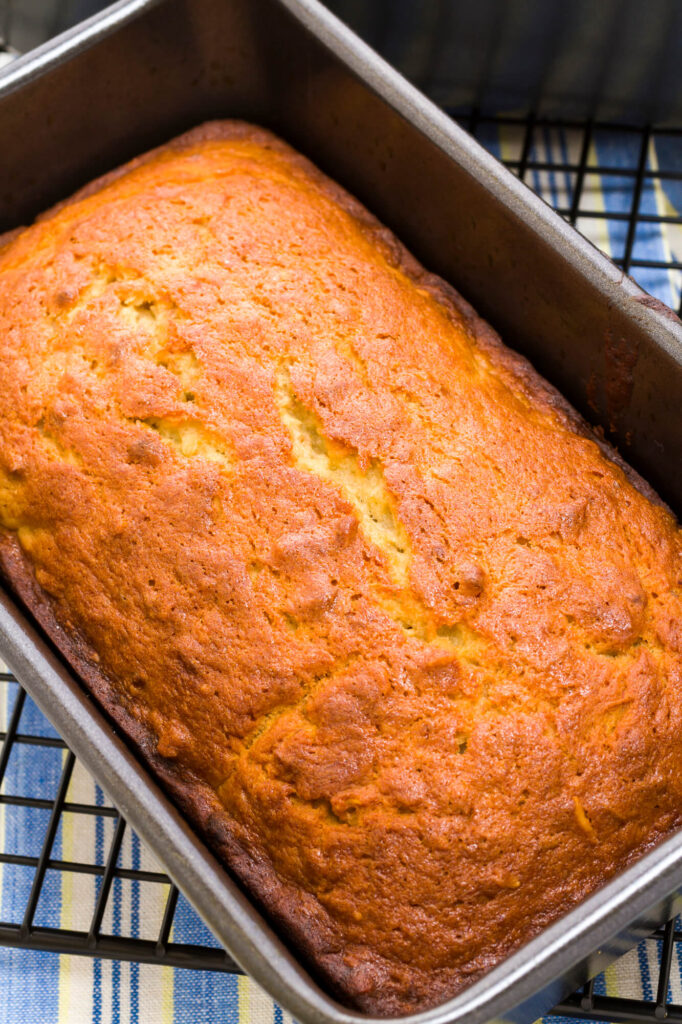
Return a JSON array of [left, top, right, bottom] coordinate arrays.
[[1, 4, 682, 1023], [0, 670, 239, 975], [460, 111, 682, 318], [553, 923, 682, 1023]]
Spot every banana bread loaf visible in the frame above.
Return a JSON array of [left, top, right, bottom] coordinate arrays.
[[0, 121, 680, 1015]]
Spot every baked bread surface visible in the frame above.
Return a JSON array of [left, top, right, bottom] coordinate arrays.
[[0, 121, 681, 1015]]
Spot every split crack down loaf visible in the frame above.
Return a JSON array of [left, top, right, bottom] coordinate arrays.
[[0, 121, 680, 1015]]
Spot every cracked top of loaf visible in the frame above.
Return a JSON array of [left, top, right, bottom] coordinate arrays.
[[0, 121, 681, 1016]]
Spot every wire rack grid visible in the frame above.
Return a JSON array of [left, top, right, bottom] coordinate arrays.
[[0, 670, 240, 975], [1, 4, 682, 1024], [461, 110, 682, 317]]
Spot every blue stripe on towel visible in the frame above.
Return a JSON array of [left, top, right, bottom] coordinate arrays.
[[112, 873, 121, 1024], [0, 691, 61, 1023], [93, 784, 105, 1024], [173, 891, 239, 1023], [131, 831, 140, 1024], [637, 936, 654, 1001], [594, 130, 674, 306]]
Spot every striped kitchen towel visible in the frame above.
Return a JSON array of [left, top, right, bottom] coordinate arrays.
[[1, 124, 681, 1023]]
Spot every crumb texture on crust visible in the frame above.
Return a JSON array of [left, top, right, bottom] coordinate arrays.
[[0, 120, 681, 1015]]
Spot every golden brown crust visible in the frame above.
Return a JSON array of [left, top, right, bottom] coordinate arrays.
[[0, 120, 681, 1015]]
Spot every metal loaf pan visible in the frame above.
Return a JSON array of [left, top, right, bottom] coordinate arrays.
[[0, 1, 681, 1022]]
